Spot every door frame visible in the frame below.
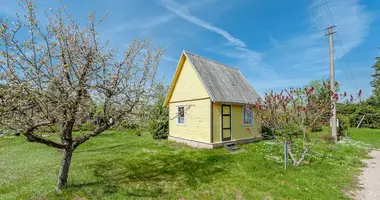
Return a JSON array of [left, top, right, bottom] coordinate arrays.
[[221, 104, 232, 141]]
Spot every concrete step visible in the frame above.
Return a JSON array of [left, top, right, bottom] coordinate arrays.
[[224, 142, 238, 152]]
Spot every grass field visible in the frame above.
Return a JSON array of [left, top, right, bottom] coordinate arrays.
[[0, 128, 379, 199]]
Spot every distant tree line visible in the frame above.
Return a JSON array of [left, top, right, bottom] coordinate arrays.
[[337, 56, 380, 129]]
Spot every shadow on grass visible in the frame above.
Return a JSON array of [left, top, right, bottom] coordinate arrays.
[[76, 144, 127, 153], [68, 152, 230, 198]]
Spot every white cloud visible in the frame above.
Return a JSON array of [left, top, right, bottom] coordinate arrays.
[[111, 14, 174, 32], [268, 0, 373, 71], [160, 0, 246, 48], [110, 0, 219, 33], [251, 77, 312, 90], [156, 0, 371, 93], [160, 0, 276, 78], [313, 0, 373, 59], [162, 55, 178, 63], [0, 5, 19, 19], [206, 46, 278, 78], [258, 0, 373, 94], [268, 34, 280, 48]]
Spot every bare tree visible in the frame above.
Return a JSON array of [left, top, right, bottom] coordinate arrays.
[[0, 0, 163, 190]]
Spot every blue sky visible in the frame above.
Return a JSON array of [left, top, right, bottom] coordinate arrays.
[[1, 0, 379, 99]]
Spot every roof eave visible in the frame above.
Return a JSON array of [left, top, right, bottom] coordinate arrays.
[[163, 51, 187, 107], [212, 100, 258, 105]]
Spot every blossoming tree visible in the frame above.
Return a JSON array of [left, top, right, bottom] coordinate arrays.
[[254, 82, 361, 166], [0, 0, 163, 189]]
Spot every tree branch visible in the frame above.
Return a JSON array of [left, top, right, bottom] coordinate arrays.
[[72, 122, 113, 150], [23, 121, 67, 149]]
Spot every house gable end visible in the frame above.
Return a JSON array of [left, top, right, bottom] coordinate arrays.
[[164, 52, 210, 107]]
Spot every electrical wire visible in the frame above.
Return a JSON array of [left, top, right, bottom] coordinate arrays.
[[320, 0, 359, 91], [307, 0, 360, 94], [322, 0, 335, 25], [307, 0, 325, 30]]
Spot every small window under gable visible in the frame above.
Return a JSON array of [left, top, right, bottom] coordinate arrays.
[[177, 105, 185, 125], [242, 104, 254, 126]]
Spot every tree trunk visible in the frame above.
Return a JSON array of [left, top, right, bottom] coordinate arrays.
[[287, 146, 308, 167], [57, 147, 73, 190]]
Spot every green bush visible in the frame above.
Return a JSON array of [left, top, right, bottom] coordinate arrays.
[[337, 114, 349, 137], [0, 129, 14, 135], [321, 134, 335, 143], [37, 125, 60, 133], [311, 125, 323, 132], [338, 102, 380, 129], [149, 97, 169, 139], [115, 120, 140, 130], [73, 122, 97, 132], [261, 125, 275, 139], [150, 117, 168, 139]]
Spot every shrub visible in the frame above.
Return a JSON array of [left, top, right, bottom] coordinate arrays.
[[149, 97, 169, 139], [73, 122, 97, 132], [311, 125, 323, 132], [261, 125, 275, 139], [338, 103, 380, 129], [115, 120, 140, 130], [0, 129, 12, 135], [150, 117, 168, 139], [337, 114, 349, 137], [321, 134, 335, 143], [37, 125, 60, 133]]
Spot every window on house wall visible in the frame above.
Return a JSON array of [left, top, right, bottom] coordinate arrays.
[[177, 105, 185, 125], [242, 104, 254, 126]]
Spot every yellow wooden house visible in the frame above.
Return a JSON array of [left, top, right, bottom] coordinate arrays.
[[163, 51, 262, 148]]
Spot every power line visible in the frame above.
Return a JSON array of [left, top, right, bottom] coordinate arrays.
[[322, 0, 335, 25], [307, 0, 359, 94], [329, 30, 360, 91], [319, 0, 359, 91], [308, 0, 325, 30], [333, 30, 359, 90], [341, 51, 359, 90], [338, 41, 359, 90]]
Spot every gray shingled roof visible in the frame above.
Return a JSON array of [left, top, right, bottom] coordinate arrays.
[[184, 51, 260, 104]]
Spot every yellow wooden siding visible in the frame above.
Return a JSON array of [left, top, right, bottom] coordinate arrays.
[[213, 103, 260, 142], [231, 104, 261, 140], [169, 99, 211, 143], [212, 103, 221, 142], [170, 58, 209, 102]]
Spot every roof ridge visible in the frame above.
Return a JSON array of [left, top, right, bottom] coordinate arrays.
[[171, 50, 260, 105], [183, 50, 239, 71]]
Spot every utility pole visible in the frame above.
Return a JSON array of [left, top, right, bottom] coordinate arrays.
[[325, 25, 337, 141]]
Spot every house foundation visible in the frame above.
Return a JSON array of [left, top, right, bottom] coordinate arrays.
[[168, 135, 263, 149]]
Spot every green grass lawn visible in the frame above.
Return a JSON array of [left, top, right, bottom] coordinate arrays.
[[0, 128, 379, 200], [350, 128, 380, 148]]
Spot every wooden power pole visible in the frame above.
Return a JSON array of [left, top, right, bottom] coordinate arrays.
[[325, 25, 337, 141]]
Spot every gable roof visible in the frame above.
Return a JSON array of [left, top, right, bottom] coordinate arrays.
[[164, 50, 260, 107]]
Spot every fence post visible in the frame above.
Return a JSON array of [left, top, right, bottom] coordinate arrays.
[[356, 115, 366, 129], [284, 141, 288, 170]]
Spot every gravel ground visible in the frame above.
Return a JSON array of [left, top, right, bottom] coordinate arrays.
[[354, 151, 380, 200]]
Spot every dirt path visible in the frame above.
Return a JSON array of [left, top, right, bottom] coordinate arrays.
[[354, 151, 380, 200]]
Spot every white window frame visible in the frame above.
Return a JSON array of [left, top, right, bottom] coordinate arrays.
[[242, 105, 254, 126], [176, 105, 186, 126]]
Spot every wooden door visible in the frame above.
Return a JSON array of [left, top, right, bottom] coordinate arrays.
[[221, 105, 231, 141]]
